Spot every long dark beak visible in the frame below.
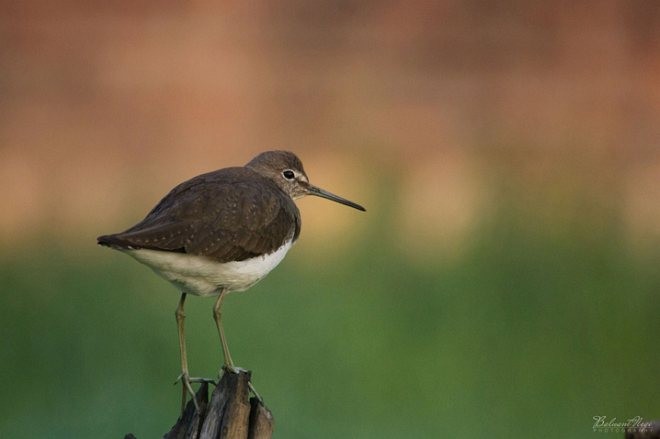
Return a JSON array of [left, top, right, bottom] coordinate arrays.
[[306, 184, 366, 212]]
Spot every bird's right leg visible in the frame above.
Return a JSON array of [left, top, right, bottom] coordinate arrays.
[[213, 288, 236, 372], [213, 289, 264, 403], [175, 292, 199, 413]]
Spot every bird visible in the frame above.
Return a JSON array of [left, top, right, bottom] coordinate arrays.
[[97, 150, 365, 411]]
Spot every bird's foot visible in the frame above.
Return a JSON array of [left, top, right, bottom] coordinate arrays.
[[174, 373, 216, 385], [189, 376, 217, 384], [221, 364, 249, 374], [219, 365, 264, 403], [248, 381, 264, 403], [174, 372, 201, 413]]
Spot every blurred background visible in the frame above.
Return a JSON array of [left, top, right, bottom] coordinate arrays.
[[1, 1, 659, 437]]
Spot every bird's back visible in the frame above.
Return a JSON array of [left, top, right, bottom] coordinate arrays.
[[98, 166, 301, 264]]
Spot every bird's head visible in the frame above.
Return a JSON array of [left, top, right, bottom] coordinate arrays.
[[246, 150, 365, 211]]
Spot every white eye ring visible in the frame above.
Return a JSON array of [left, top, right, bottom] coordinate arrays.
[[282, 169, 295, 180]]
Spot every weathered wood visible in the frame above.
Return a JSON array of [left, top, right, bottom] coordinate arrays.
[[199, 371, 252, 439], [247, 397, 274, 439], [164, 382, 210, 439], [124, 371, 273, 439]]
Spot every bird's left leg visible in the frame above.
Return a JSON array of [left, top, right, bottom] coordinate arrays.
[[175, 292, 199, 413]]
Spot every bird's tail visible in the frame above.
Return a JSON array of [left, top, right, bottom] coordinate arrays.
[[97, 234, 126, 249]]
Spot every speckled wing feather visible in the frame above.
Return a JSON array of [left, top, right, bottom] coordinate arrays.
[[97, 167, 300, 263]]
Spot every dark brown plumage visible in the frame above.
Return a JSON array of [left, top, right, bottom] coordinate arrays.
[[98, 166, 300, 263]]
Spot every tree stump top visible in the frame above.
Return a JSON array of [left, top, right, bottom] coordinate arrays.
[[125, 371, 273, 439]]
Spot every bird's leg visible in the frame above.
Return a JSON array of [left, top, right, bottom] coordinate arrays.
[[175, 293, 199, 413], [212, 289, 264, 402], [213, 289, 237, 372]]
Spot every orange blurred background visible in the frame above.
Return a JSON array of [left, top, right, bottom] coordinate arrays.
[[2, 0, 659, 256]]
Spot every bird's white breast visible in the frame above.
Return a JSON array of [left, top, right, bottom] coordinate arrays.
[[124, 240, 293, 297]]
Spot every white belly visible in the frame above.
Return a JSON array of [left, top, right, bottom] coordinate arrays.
[[124, 240, 293, 296]]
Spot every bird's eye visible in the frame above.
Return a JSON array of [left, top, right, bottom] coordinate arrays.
[[282, 170, 295, 180]]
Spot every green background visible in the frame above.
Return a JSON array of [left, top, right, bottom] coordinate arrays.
[[2, 184, 658, 438]]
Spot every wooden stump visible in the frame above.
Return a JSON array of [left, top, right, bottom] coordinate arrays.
[[124, 370, 273, 439]]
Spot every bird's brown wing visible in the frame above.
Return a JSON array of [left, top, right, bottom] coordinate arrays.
[[97, 168, 300, 262]]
